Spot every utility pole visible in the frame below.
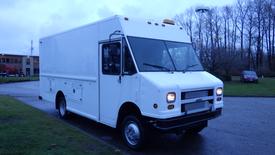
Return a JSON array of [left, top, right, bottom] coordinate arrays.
[[27, 40, 34, 78], [30, 40, 33, 56]]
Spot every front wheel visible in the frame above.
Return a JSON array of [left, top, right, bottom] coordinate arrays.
[[121, 115, 146, 150]]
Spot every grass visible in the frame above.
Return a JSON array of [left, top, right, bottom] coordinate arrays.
[[0, 76, 39, 84], [0, 96, 121, 155], [224, 77, 275, 97]]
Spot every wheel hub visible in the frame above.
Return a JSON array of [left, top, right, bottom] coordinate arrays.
[[59, 101, 66, 116], [124, 122, 140, 146]]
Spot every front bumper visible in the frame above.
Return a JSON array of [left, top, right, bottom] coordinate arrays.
[[143, 108, 222, 133], [244, 78, 257, 82]]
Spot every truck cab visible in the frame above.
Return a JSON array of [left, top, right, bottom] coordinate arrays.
[[101, 35, 223, 149]]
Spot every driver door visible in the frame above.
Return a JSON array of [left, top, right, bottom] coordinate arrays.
[[99, 41, 122, 126]]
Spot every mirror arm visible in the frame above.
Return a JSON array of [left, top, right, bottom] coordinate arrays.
[[109, 30, 124, 42]]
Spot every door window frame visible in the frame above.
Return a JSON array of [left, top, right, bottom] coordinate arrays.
[[100, 37, 137, 76], [101, 40, 122, 75]]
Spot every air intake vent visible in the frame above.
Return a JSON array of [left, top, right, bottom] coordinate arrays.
[[181, 89, 213, 100]]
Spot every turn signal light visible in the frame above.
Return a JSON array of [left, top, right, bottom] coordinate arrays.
[[168, 104, 174, 110]]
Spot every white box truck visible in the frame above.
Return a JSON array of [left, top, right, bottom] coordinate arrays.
[[40, 15, 223, 149]]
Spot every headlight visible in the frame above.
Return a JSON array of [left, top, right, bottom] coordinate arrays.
[[167, 92, 176, 103], [216, 88, 223, 96]]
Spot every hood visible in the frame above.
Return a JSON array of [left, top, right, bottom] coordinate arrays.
[[139, 71, 223, 90]]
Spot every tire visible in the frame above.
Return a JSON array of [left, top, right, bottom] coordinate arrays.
[[185, 121, 207, 135], [121, 115, 146, 150], [58, 97, 68, 119]]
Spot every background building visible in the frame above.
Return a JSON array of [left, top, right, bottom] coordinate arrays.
[[0, 53, 39, 76]]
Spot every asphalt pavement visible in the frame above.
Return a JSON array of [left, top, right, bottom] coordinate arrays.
[[0, 81, 275, 155]]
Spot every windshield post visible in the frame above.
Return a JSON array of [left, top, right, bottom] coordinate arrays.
[[164, 42, 177, 71], [123, 37, 140, 73]]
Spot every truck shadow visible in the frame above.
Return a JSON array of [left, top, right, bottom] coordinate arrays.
[[64, 113, 207, 155]]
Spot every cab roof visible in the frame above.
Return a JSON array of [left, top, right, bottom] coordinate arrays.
[[117, 16, 191, 43]]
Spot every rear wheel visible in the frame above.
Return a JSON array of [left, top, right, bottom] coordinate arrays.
[[121, 115, 146, 150], [58, 97, 68, 119]]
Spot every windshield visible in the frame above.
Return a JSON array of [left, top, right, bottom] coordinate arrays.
[[128, 36, 203, 72]]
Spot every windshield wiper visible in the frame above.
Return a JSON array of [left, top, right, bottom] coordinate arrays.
[[143, 63, 171, 71], [182, 64, 199, 73]]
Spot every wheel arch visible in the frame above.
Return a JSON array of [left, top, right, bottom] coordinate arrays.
[[116, 101, 142, 129], [55, 90, 65, 109]]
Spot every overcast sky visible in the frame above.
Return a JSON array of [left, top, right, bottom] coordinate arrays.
[[0, 0, 235, 55]]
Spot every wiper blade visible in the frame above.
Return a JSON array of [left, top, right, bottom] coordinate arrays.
[[143, 63, 171, 71], [182, 64, 199, 73]]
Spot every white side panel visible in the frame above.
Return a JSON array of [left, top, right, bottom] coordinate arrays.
[[40, 24, 99, 78], [40, 76, 56, 103], [40, 23, 100, 121]]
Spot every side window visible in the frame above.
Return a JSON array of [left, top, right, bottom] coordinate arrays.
[[123, 42, 136, 75], [102, 42, 121, 75]]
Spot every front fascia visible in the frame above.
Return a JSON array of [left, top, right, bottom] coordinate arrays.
[[139, 73, 180, 119], [138, 72, 223, 119]]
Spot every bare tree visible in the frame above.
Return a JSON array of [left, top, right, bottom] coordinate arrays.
[[236, 0, 249, 59], [175, 8, 195, 43], [245, 0, 256, 69], [254, 0, 265, 71], [174, 0, 275, 78]]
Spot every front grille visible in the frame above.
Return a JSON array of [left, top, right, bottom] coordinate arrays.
[[181, 89, 213, 100], [180, 89, 214, 113]]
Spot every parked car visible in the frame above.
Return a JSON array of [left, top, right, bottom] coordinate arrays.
[[7, 74, 16, 77], [18, 72, 25, 77], [0, 73, 8, 77], [240, 70, 258, 83]]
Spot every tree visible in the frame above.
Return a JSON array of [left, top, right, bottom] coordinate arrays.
[[174, 0, 275, 78], [175, 8, 195, 43], [236, 0, 249, 59]]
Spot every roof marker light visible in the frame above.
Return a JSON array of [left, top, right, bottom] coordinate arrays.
[[163, 19, 175, 25], [161, 24, 165, 27], [124, 17, 129, 21], [147, 21, 152, 24], [155, 23, 159, 26]]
